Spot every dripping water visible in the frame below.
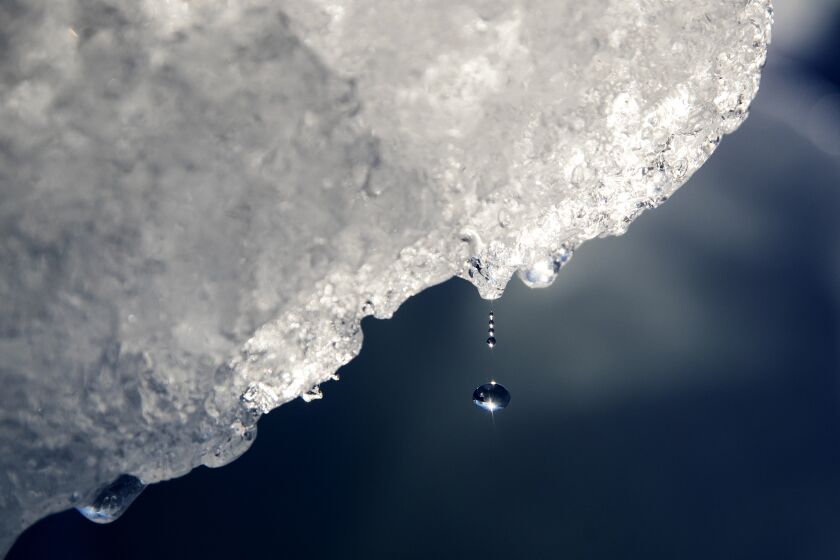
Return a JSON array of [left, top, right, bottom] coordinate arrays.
[[473, 308, 510, 414]]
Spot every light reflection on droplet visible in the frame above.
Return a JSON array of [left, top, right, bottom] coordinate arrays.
[[518, 258, 560, 288], [472, 382, 511, 412]]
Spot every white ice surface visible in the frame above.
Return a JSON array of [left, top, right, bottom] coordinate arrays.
[[0, 0, 770, 552]]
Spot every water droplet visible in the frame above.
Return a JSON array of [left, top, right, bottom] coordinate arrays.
[[486, 336, 496, 348], [472, 382, 510, 412], [76, 475, 146, 524], [518, 258, 561, 288], [487, 328, 495, 336], [301, 386, 323, 402]]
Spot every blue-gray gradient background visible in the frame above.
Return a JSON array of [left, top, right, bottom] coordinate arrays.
[[9, 3, 840, 558]]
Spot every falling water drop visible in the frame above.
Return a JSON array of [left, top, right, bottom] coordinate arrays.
[[472, 382, 511, 412], [76, 474, 146, 524], [474, 310, 508, 410], [486, 310, 496, 347]]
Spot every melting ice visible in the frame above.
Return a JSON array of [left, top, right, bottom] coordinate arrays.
[[0, 0, 771, 551]]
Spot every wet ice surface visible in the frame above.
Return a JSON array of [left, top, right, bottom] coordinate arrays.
[[0, 0, 770, 552]]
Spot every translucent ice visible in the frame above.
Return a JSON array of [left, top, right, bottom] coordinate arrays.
[[0, 0, 771, 552]]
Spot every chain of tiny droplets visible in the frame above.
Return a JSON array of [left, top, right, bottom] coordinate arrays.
[[486, 310, 496, 348]]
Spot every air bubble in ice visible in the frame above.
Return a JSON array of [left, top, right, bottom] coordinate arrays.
[[498, 209, 511, 228]]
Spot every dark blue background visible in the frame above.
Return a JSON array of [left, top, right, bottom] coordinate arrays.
[[9, 6, 840, 559]]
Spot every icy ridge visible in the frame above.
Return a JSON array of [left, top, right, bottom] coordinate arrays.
[[0, 0, 770, 553]]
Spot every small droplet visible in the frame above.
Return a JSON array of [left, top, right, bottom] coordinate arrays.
[[473, 382, 511, 412], [518, 258, 560, 288], [488, 319, 495, 328], [301, 386, 323, 402], [486, 336, 496, 348], [77, 475, 146, 524]]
